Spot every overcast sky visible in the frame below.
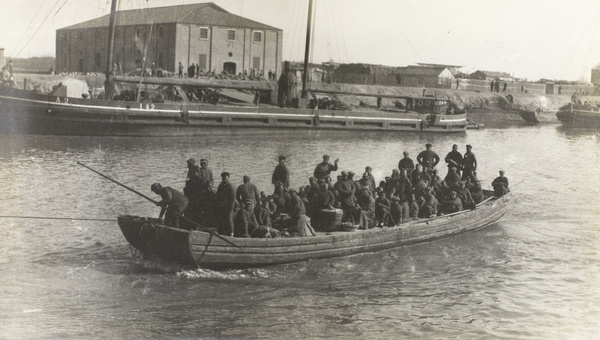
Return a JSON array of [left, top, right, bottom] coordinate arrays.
[[1, 0, 598, 81]]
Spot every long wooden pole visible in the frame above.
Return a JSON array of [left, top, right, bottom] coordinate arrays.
[[77, 162, 239, 248], [301, 0, 314, 98], [104, 0, 118, 100]]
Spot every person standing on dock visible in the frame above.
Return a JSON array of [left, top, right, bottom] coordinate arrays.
[[314, 155, 339, 180], [178, 62, 183, 78], [272, 156, 290, 189], [417, 143, 440, 172], [151, 183, 189, 229], [461, 145, 477, 181], [216, 172, 236, 236]]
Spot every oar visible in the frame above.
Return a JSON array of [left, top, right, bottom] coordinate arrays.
[[77, 161, 239, 248]]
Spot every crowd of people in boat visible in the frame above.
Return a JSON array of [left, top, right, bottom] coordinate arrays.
[[150, 143, 509, 238]]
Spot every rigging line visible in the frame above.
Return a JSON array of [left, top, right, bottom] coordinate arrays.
[[322, 1, 332, 61], [331, 0, 345, 62], [0, 215, 115, 222], [335, 0, 349, 63], [309, 0, 317, 65], [375, 0, 422, 63], [51, 0, 70, 19], [327, 0, 343, 63], [323, 0, 333, 61], [12, 0, 51, 56], [578, 7, 600, 80], [286, 0, 301, 61], [14, 0, 64, 58], [292, 0, 304, 61]]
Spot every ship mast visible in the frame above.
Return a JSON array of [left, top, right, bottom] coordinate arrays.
[[104, 0, 118, 100], [301, 0, 314, 99]]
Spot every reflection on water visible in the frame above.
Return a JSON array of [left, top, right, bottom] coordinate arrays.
[[0, 125, 599, 339]]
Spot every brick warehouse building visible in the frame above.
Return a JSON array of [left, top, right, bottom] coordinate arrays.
[[55, 2, 283, 77]]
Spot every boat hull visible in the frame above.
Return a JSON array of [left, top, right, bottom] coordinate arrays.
[[0, 86, 467, 136], [517, 108, 557, 124], [557, 109, 600, 129], [117, 194, 510, 269]]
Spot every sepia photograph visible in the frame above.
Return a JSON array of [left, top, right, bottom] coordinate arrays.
[[0, 0, 598, 338]]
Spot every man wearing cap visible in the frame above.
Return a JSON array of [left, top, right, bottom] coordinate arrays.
[[347, 171, 361, 194], [335, 171, 356, 211], [365, 166, 377, 191], [284, 189, 316, 237], [491, 170, 509, 196], [271, 181, 291, 215], [183, 158, 203, 223], [417, 143, 440, 171], [151, 183, 189, 229], [272, 156, 291, 189], [444, 166, 462, 190], [234, 199, 259, 237], [398, 151, 415, 175], [444, 144, 463, 177], [462, 145, 477, 181], [439, 191, 463, 215], [358, 172, 373, 191], [236, 175, 261, 206], [198, 159, 214, 191], [375, 187, 394, 227], [216, 172, 236, 236], [313, 155, 339, 180]]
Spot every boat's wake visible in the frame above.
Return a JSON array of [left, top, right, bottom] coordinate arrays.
[[177, 268, 271, 280]]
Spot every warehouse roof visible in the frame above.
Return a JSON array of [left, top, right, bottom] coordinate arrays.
[[60, 2, 281, 31]]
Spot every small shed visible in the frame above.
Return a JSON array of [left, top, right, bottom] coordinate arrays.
[[396, 65, 455, 88]]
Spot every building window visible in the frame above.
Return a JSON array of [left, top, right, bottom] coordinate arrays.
[[199, 54, 207, 70], [158, 53, 164, 68], [158, 26, 164, 38], [136, 27, 142, 37], [227, 29, 235, 41], [253, 31, 262, 43], [199, 28, 208, 39]]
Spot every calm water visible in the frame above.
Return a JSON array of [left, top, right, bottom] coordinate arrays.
[[0, 123, 599, 339]]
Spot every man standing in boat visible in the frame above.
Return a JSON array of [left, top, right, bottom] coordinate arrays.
[[398, 151, 415, 175], [183, 158, 202, 224], [151, 183, 189, 229], [417, 143, 440, 172], [314, 155, 339, 180], [272, 156, 291, 189], [236, 175, 261, 206], [461, 145, 477, 181], [444, 144, 463, 177], [216, 172, 236, 236]]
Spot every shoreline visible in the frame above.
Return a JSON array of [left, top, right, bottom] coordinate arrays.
[[10, 72, 597, 124]]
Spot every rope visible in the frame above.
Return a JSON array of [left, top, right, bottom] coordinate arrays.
[[0, 215, 115, 222]]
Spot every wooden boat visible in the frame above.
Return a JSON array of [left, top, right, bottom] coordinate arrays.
[[0, 85, 467, 136], [0, 0, 468, 136], [117, 192, 510, 269], [556, 102, 600, 129], [516, 107, 557, 124]]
